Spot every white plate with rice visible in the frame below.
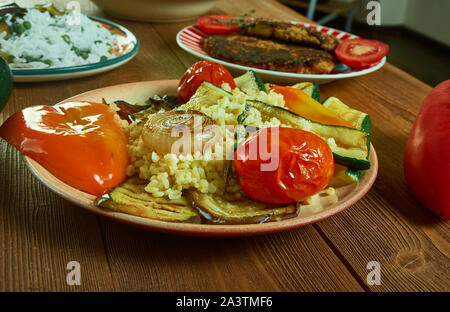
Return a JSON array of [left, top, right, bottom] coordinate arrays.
[[0, 7, 139, 82]]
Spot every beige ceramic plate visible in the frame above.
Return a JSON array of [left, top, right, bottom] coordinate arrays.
[[24, 80, 378, 237]]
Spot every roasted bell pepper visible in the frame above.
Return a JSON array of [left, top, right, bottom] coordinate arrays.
[[269, 85, 355, 128], [0, 102, 129, 196]]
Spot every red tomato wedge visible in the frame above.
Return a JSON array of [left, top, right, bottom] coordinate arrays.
[[335, 38, 389, 69], [197, 15, 239, 35], [234, 127, 334, 204], [404, 79, 450, 220], [269, 85, 355, 128], [178, 60, 236, 103], [0, 102, 129, 196]]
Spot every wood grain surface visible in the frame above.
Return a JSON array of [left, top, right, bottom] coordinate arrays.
[[0, 0, 448, 292]]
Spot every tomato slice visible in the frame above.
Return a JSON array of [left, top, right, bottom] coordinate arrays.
[[197, 15, 239, 35], [177, 60, 236, 103], [234, 127, 334, 204], [335, 38, 389, 69]]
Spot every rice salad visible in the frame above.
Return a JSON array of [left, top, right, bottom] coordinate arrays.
[[0, 8, 117, 68]]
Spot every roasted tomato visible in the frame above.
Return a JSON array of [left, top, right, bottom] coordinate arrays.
[[197, 15, 239, 35], [0, 102, 129, 196], [404, 79, 450, 220], [234, 127, 334, 204], [335, 38, 389, 69], [177, 60, 236, 103]]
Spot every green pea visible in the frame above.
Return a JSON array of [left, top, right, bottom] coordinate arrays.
[[12, 22, 25, 35], [100, 56, 107, 62], [23, 21, 31, 29]]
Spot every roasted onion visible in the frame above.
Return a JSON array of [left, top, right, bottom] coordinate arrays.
[[142, 110, 219, 156]]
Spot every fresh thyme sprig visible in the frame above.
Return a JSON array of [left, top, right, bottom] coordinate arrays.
[[228, 9, 256, 27]]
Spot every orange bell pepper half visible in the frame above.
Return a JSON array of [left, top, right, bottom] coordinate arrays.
[[0, 102, 129, 196], [269, 85, 355, 128]]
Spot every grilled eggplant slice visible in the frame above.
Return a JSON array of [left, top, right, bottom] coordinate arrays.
[[186, 189, 298, 224], [95, 176, 199, 223]]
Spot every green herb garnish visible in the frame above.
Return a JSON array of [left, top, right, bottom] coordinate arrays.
[[61, 34, 71, 44]]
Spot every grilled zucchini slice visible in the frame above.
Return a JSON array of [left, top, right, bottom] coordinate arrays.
[[246, 100, 371, 170], [186, 189, 297, 224], [322, 96, 372, 179], [322, 97, 371, 134], [328, 164, 363, 187], [234, 70, 267, 95], [95, 176, 199, 223], [181, 81, 232, 110]]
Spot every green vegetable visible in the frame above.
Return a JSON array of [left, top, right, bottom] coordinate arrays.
[[11, 22, 25, 35], [100, 56, 107, 62], [322, 97, 371, 133], [61, 34, 71, 44], [237, 102, 252, 124], [234, 70, 266, 95], [71, 46, 89, 59], [328, 164, 362, 187], [80, 51, 88, 59], [182, 81, 233, 109], [23, 21, 31, 29]]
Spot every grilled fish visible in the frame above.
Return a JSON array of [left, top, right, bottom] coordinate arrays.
[[240, 18, 340, 52], [201, 34, 336, 74]]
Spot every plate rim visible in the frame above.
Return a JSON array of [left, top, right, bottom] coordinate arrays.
[[176, 22, 386, 80], [10, 16, 139, 76], [23, 79, 379, 237]]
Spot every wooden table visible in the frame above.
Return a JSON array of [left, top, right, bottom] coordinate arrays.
[[0, 0, 448, 292]]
